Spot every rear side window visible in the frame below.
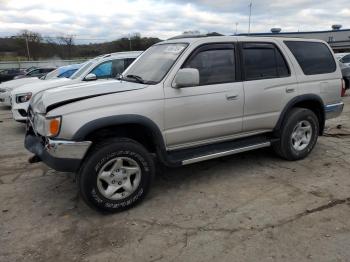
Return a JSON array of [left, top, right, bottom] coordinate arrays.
[[242, 43, 290, 81], [284, 41, 336, 75], [184, 47, 235, 86]]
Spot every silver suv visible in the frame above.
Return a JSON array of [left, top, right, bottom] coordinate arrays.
[[25, 36, 344, 212]]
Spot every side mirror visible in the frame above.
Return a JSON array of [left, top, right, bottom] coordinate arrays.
[[173, 68, 199, 88], [84, 73, 97, 81]]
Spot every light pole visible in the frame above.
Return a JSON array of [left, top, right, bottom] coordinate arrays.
[[128, 33, 132, 51], [235, 22, 239, 35], [25, 36, 31, 61], [248, 2, 252, 35]]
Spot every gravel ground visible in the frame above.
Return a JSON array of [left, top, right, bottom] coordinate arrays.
[[0, 96, 349, 262]]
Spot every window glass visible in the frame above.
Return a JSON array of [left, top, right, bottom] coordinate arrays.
[[124, 43, 187, 84], [70, 61, 93, 79], [111, 59, 125, 77], [124, 58, 135, 69], [284, 41, 336, 75], [43, 68, 60, 79], [341, 55, 350, 63], [90, 61, 112, 79], [27, 69, 40, 76], [243, 43, 290, 80], [58, 69, 77, 78], [184, 48, 235, 85]]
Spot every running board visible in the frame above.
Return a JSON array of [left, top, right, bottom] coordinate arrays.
[[182, 142, 270, 165], [166, 135, 274, 166]]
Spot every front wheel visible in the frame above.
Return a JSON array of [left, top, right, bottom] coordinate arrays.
[[273, 108, 319, 161], [78, 138, 155, 213]]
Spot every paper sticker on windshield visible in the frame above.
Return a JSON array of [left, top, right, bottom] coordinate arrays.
[[164, 45, 185, 54]]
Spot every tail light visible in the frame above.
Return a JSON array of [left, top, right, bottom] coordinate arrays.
[[341, 79, 346, 97]]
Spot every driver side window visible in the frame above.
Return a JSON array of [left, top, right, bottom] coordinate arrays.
[[90, 61, 113, 79], [183, 46, 236, 86]]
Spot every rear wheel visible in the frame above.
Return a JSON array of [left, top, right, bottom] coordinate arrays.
[[78, 138, 155, 213], [273, 108, 319, 160]]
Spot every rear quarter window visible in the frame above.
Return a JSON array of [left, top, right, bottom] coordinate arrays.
[[284, 41, 336, 75]]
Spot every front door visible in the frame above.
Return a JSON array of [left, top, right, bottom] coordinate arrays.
[[164, 43, 244, 149]]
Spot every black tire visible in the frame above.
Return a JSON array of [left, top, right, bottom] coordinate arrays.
[[273, 108, 319, 161], [78, 138, 155, 213]]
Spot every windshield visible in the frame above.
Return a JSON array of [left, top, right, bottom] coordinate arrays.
[[70, 61, 93, 79], [43, 68, 60, 80], [123, 43, 187, 84]]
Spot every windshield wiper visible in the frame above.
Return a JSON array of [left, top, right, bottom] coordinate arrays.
[[117, 74, 157, 85], [125, 74, 145, 84]]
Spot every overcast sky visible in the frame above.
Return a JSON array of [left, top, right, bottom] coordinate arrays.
[[0, 0, 349, 42]]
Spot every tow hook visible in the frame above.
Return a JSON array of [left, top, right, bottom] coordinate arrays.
[[28, 155, 42, 164]]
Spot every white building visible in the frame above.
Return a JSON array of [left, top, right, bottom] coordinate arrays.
[[239, 25, 350, 52]]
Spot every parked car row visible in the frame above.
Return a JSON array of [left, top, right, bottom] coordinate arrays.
[[0, 51, 142, 122], [0, 67, 56, 83], [0, 36, 346, 213], [0, 64, 80, 108]]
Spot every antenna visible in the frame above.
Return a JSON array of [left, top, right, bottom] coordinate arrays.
[[248, 2, 252, 35]]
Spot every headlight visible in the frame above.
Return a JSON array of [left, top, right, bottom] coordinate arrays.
[[34, 114, 61, 137], [16, 92, 32, 103]]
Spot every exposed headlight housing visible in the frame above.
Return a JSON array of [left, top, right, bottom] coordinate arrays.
[[34, 114, 61, 137], [16, 92, 32, 103]]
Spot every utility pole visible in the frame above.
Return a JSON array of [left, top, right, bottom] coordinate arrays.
[[248, 2, 252, 35], [129, 33, 132, 51], [25, 36, 31, 61], [235, 22, 239, 35]]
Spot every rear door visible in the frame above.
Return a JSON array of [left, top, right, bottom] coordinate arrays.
[[284, 41, 340, 105], [241, 42, 297, 132], [164, 43, 244, 149]]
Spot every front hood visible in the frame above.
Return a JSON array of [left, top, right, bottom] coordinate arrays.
[[12, 78, 70, 94], [0, 77, 40, 91], [31, 80, 147, 113]]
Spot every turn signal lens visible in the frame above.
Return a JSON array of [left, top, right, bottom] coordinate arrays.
[[341, 79, 346, 97], [49, 118, 61, 137]]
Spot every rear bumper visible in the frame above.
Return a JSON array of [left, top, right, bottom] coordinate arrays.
[[25, 134, 91, 173], [325, 102, 344, 120]]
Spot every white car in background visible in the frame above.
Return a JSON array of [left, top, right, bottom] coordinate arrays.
[[0, 77, 40, 106], [335, 53, 350, 68], [11, 51, 142, 122], [0, 63, 81, 107]]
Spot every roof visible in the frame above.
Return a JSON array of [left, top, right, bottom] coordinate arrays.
[[160, 35, 327, 45]]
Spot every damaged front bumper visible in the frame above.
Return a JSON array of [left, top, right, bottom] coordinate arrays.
[[24, 133, 91, 173]]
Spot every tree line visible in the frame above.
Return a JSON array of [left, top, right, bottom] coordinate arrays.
[[0, 30, 161, 60]]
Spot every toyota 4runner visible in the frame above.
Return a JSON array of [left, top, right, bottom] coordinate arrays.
[[25, 36, 344, 212]]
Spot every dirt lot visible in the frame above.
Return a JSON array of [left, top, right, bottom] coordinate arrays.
[[0, 96, 350, 262]]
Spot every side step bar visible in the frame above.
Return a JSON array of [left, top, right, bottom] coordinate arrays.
[[165, 135, 275, 166], [182, 142, 271, 165]]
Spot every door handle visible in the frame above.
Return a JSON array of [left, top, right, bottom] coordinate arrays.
[[226, 94, 239, 100], [286, 87, 295, 93]]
